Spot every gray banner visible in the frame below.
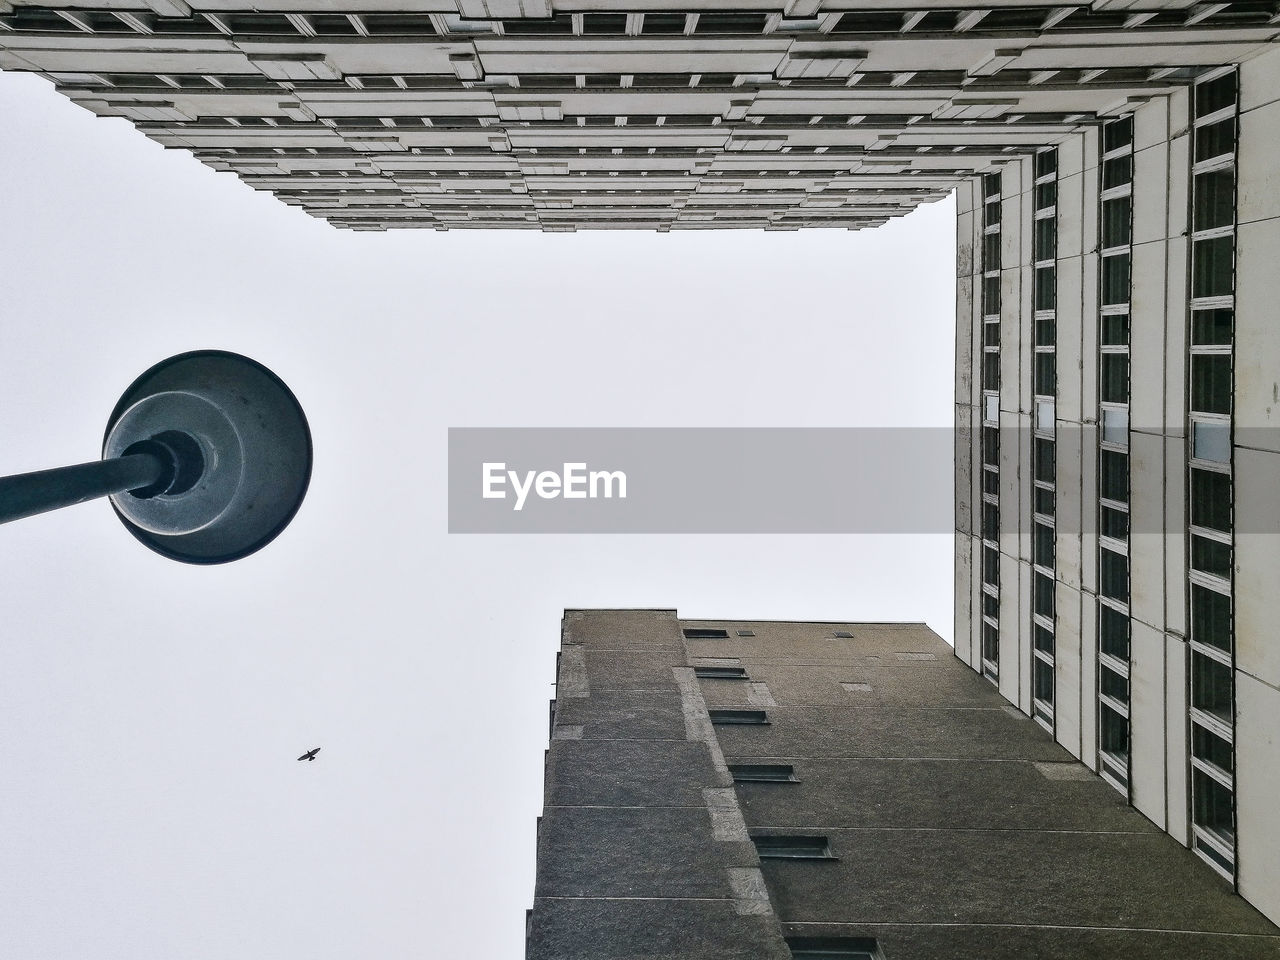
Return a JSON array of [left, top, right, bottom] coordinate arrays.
[[448, 428, 954, 533]]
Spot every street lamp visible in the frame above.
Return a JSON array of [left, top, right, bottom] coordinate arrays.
[[0, 350, 312, 564]]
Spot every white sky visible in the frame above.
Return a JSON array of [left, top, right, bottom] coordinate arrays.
[[0, 69, 956, 959]]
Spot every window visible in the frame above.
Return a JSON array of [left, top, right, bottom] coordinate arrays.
[[1191, 652, 1233, 723], [736, 630, 756, 637], [695, 666, 748, 680], [1191, 584, 1232, 654], [1187, 468, 1228, 529], [1191, 354, 1232, 415], [1033, 657, 1054, 705], [786, 937, 882, 960], [1191, 535, 1232, 580], [832, 630, 854, 639], [1100, 450, 1129, 502], [1100, 505, 1129, 541], [729, 763, 797, 783], [1099, 549, 1129, 603], [709, 709, 769, 725], [751, 835, 834, 860], [1099, 605, 1130, 660], [1033, 523, 1055, 568], [683, 628, 729, 639], [1033, 571, 1055, 619]]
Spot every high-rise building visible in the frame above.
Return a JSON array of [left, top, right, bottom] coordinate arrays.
[[2, 3, 1279, 232], [953, 52, 1280, 920], [528, 610, 1280, 959]]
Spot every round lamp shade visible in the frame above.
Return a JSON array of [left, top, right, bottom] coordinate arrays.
[[102, 351, 312, 564]]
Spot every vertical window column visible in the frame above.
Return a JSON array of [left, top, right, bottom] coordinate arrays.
[[1187, 66, 1238, 881], [1031, 147, 1058, 731], [1097, 115, 1134, 794], [979, 171, 1002, 684]]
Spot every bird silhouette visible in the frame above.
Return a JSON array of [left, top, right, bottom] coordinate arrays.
[[297, 747, 320, 761]]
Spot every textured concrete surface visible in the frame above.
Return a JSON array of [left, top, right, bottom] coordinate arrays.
[[528, 611, 1280, 959]]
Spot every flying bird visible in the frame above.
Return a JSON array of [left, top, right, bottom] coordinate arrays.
[[297, 747, 320, 762]]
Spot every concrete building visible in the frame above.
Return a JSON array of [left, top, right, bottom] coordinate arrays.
[[953, 50, 1280, 925], [3, 2, 1280, 232], [528, 610, 1280, 959]]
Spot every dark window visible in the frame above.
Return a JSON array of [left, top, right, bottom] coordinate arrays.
[[641, 13, 686, 34], [503, 15, 573, 34], [1191, 652, 1233, 722], [1195, 116, 1236, 164], [1034, 624, 1055, 654], [983, 546, 999, 584], [1035, 316, 1056, 347], [1101, 154, 1132, 191], [1034, 266, 1056, 311], [752, 834, 834, 859], [982, 426, 1000, 466], [1035, 179, 1056, 210], [361, 14, 436, 34], [695, 13, 768, 34], [1193, 168, 1235, 232], [1034, 484, 1055, 517], [1035, 149, 1058, 179], [1192, 769, 1235, 841], [832, 630, 854, 639], [1100, 702, 1129, 761], [1034, 657, 1055, 705], [709, 709, 769, 725], [1035, 349, 1056, 397], [221, 13, 296, 34], [582, 13, 626, 34], [1101, 313, 1130, 346], [1102, 116, 1133, 153], [1195, 72, 1237, 119], [1192, 308, 1233, 346], [982, 502, 999, 541], [1192, 235, 1234, 299], [786, 936, 881, 960], [1100, 604, 1130, 659], [1100, 353, 1129, 405], [982, 621, 1000, 665], [1034, 571, 1055, 618], [1034, 523, 1055, 568], [1034, 438, 1055, 484], [983, 592, 999, 620], [1191, 584, 1233, 654], [1190, 469, 1232, 532], [983, 233, 1001, 271], [1192, 723, 1234, 774], [1101, 195, 1132, 248], [1100, 548, 1129, 602], [683, 628, 729, 639], [1100, 505, 1130, 541], [695, 666, 748, 680], [729, 763, 797, 783], [1101, 253, 1131, 306], [1101, 664, 1130, 705], [1191, 354, 1232, 415], [1034, 217, 1057, 261], [1191, 535, 1232, 580]]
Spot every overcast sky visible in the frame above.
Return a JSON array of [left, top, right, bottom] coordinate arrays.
[[0, 69, 956, 959]]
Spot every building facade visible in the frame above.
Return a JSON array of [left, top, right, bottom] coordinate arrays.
[[529, 610, 1280, 959], [953, 47, 1280, 925], [3, 2, 1280, 231]]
